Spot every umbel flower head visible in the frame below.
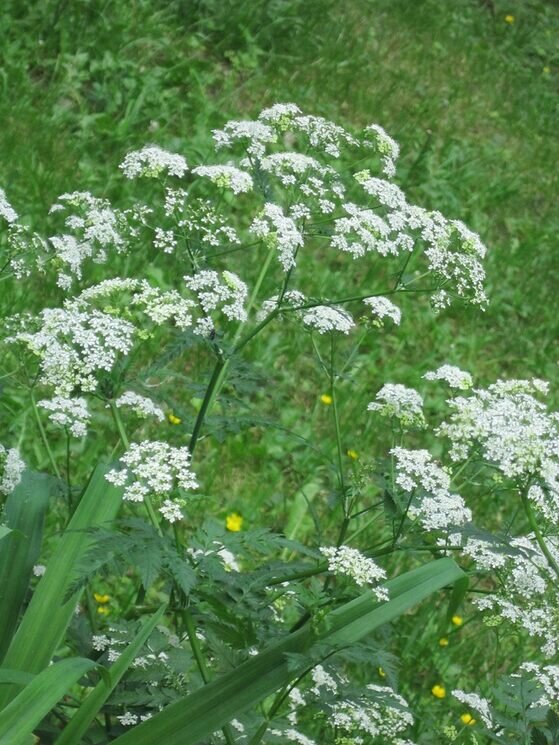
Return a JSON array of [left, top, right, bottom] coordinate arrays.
[[105, 441, 198, 522]]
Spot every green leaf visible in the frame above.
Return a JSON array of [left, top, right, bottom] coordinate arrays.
[[112, 558, 464, 745], [0, 658, 95, 745], [0, 470, 52, 662], [54, 605, 167, 745], [0, 526, 11, 541], [531, 728, 549, 745], [0, 463, 122, 709], [0, 670, 35, 687]]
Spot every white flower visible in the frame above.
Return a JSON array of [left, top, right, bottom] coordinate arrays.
[[120, 145, 188, 179], [9, 307, 135, 397], [256, 290, 306, 322], [302, 305, 354, 334], [330, 685, 413, 739], [116, 711, 138, 726], [159, 499, 183, 523], [367, 384, 424, 427], [364, 296, 401, 326], [192, 165, 253, 194], [212, 120, 276, 159], [153, 227, 177, 254], [114, 391, 165, 421], [320, 545, 388, 600], [250, 203, 304, 271], [0, 188, 18, 224], [520, 662, 559, 707], [105, 441, 198, 507], [258, 102, 302, 126], [423, 364, 473, 389], [92, 634, 110, 651], [310, 665, 338, 695], [38, 396, 90, 437], [390, 447, 471, 531], [33, 564, 46, 577], [184, 270, 248, 333], [0, 444, 25, 495], [362, 124, 400, 178]]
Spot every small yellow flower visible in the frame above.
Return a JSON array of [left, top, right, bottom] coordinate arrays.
[[347, 449, 359, 460], [320, 393, 333, 405], [504, 14, 515, 23], [378, 667, 386, 678], [167, 413, 182, 425], [97, 605, 110, 616], [543, 66, 551, 74], [460, 713, 476, 725], [432, 684, 446, 699], [451, 615, 463, 626], [439, 637, 449, 647], [226, 512, 243, 532], [93, 593, 110, 604]]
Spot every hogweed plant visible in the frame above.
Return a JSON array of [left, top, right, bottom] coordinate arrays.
[[0, 104, 555, 744]]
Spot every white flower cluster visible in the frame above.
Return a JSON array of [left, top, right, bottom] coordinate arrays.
[[213, 119, 277, 159], [192, 165, 253, 194], [38, 396, 90, 437], [48, 192, 134, 290], [451, 690, 493, 728], [250, 203, 304, 271], [364, 296, 401, 326], [438, 379, 559, 520], [184, 270, 248, 334], [423, 364, 473, 389], [9, 307, 135, 396], [331, 202, 411, 258], [390, 447, 471, 531], [114, 391, 165, 421], [176, 197, 240, 247], [187, 543, 240, 573], [363, 123, 400, 178], [368, 384, 425, 428], [0, 444, 25, 495], [0, 187, 18, 224], [320, 545, 388, 600], [120, 145, 188, 179], [302, 305, 355, 334], [105, 440, 198, 522], [256, 290, 306, 322], [330, 685, 414, 741], [153, 227, 177, 254], [520, 662, 559, 707]]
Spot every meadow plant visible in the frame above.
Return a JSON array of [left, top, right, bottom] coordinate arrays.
[[0, 104, 556, 744]]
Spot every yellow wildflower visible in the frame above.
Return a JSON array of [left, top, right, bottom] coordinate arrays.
[[93, 593, 110, 604], [460, 713, 476, 725], [378, 667, 386, 678], [543, 66, 551, 74], [347, 449, 359, 460], [439, 637, 449, 647], [431, 684, 446, 699], [226, 512, 243, 532], [504, 14, 515, 23], [451, 615, 463, 626], [320, 393, 333, 405], [97, 605, 110, 615], [168, 413, 182, 425]]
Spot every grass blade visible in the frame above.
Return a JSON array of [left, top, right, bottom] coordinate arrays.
[[0, 470, 52, 662], [0, 463, 122, 709], [112, 558, 464, 745], [0, 658, 95, 745]]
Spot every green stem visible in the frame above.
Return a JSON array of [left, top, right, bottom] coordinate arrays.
[[183, 608, 236, 745], [521, 487, 559, 580], [30, 390, 61, 480], [109, 402, 162, 537], [330, 336, 346, 500], [189, 245, 277, 456]]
